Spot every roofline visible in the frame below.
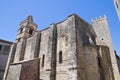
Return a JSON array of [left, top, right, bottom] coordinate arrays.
[[0, 39, 14, 44]]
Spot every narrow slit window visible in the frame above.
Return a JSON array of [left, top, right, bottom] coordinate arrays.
[[98, 57, 101, 68], [59, 51, 62, 64], [42, 55, 45, 67]]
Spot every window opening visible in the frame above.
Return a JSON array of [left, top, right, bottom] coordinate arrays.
[[42, 55, 45, 67], [59, 51, 62, 64], [17, 38, 20, 42], [29, 28, 33, 35], [20, 28, 23, 34], [0, 45, 2, 51], [98, 57, 101, 68]]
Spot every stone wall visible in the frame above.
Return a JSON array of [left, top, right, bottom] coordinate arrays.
[[92, 16, 120, 80], [98, 46, 114, 80], [6, 58, 40, 80], [4, 14, 118, 80], [39, 26, 53, 80], [116, 54, 120, 73], [3, 44, 16, 80], [6, 64, 22, 80], [24, 33, 40, 60], [56, 15, 77, 80], [13, 41, 24, 63], [75, 14, 100, 80]]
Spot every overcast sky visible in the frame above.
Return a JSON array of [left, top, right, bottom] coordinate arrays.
[[0, 0, 120, 55]]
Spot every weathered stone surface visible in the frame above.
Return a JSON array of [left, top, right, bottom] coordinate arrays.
[[14, 41, 24, 63], [50, 24, 57, 80], [6, 64, 22, 80], [4, 14, 120, 80], [32, 32, 41, 58], [3, 44, 16, 80], [92, 17, 120, 80], [75, 14, 98, 80], [98, 46, 114, 80], [16, 16, 37, 42], [20, 59, 39, 80], [24, 33, 40, 61], [83, 46, 100, 80], [39, 26, 53, 80], [6, 58, 39, 80], [116, 54, 120, 74], [56, 15, 77, 80], [24, 37, 33, 60]]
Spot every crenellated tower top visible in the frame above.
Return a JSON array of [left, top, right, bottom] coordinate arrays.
[[91, 15, 107, 23]]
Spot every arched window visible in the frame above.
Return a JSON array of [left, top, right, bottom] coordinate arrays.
[[59, 51, 62, 64], [29, 28, 33, 35], [42, 54, 45, 67]]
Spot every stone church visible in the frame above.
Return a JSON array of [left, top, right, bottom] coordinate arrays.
[[3, 14, 120, 80]]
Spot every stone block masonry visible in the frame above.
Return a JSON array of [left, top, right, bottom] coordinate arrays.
[[92, 16, 120, 80], [3, 14, 120, 80]]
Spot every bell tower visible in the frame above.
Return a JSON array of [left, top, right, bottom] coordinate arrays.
[[16, 15, 37, 42]]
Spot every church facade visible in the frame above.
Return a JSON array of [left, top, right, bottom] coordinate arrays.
[[3, 14, 120, 80]]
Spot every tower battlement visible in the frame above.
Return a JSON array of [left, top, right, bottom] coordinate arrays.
[[91, 15, 107, 23], [92, 14, 120, 80]]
